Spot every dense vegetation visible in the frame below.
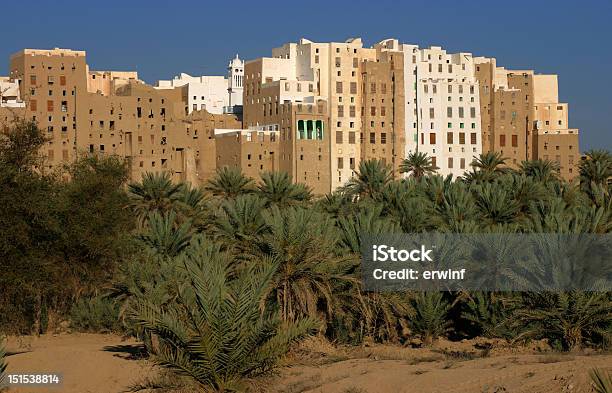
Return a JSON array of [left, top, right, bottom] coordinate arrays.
[[1, 120, 611, 390], [0, 120, 134, 334]]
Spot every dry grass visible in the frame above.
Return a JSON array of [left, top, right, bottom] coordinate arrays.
[[537, 354, 575, 364], [404, 355, 445, 365], [342, 388, 369, 393], [433, 348, 478, 361], [280, 374, 323, 393], [128, 370, 195, 392], [349, 345, 444, 363], [480, 385, 508, 393], [285, 336, 348, 366]]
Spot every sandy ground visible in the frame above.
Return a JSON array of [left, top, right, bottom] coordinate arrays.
[[273, 346, 611, 393], [4, 333, 157, 393], [2, 334, 611, 393], [272, 335, 612, 393]]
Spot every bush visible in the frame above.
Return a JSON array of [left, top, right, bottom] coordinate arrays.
[[70, 296, 121, 333], [512, 291, 611, 351], [460, 292, 521, 340], [410, 292, 452, 345], [0, 120, 135, 333], [130, 241, 316, 392]]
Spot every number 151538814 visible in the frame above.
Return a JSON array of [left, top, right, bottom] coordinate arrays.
[[7, 373, 62, 386]]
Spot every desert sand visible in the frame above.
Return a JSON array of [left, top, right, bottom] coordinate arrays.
[[3, 334, 611, 393], [4, 333, 156, 393]]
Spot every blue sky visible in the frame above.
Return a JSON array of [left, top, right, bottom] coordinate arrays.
[[1, 0, 609, 150]]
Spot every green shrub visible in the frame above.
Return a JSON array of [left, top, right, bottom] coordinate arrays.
[[130, 242, 316, 392], [0, 120, 135, 333], [512, 291, 611, 351], [70, 296, 121, 333], [461, 292, 521, 340]]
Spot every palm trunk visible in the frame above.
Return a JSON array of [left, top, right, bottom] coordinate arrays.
[[283, 281, 288, 322]]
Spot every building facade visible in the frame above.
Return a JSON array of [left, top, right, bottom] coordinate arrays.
[[7, 48, 240, 183], [156, 73, 229, 115], [243, 38, 407, 191], [242, 55, 330, 194], [156, 55, 244, 117], [475, 57, 580, 179], [267, 38, 379, 189], [1, 41, 581, 190], [359, 52, 406, 175], [376, 39, 482, 178]]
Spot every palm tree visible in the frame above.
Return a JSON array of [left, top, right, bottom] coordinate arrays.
[[472, 182, 522, 228], [175, 183, 211, 230], [213, 194, 268, 252], [381, 180, 434, 233], [332, 287, 413, 344], [434, 181, 479, 231], [502, 174, 549, 214], [422, 174, 454, 206], [512, 291, 611, 351], [256, 207, 352, 323], [336, 205, 399, 253], [410, 292, 452, 346], [316, 190, 356, 219], [579, 150, 612, 189], [109, 241, 216, 330], [519, 159, 560, 183], [527, 195, 612, 234], [342, 159, 393, 200], [176, 182, 208, 211], [461, 292, 520, 340], [399, 151, 437, 179], [205, 166, 254, 199], [553, 181, 590, 210], [257, 171, 312, 207], [128, 172, 183, 225], [466, 152, 510, 182], [108, 144, 612, 366], [138, 211, 193, 258], [335, 208, 413, 342], [130, 246, 315, 392]]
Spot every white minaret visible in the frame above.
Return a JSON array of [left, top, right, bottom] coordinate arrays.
[[227, 54, 244, 107]]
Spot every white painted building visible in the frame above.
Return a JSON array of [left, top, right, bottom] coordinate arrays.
[[0, 77, 25, 108], [377, 40, 482, 178], [157, 55, 245, 115], [156, 73, 228, 114]]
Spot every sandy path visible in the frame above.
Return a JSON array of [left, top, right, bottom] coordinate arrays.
[[4, 333, 157, 393]]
